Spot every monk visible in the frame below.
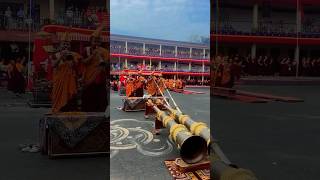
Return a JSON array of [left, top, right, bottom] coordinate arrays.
[[118, 71, 127, 95], [146, 76, 157, 96], [7, 58, 26, 94], [157, 76, 165, 96], [125, 77, 135, 97], [176, 79, 183, 89], [134, 74, 145, 97], [81, 25, 109, 112], [146, 75, 164, 96], [51, 32, 81, 113], [168, 79, 175, 90]]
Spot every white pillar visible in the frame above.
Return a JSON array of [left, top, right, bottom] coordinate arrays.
[[125, 59, 128, 68], [125, 41, 128, 53], [118, 57, 121, 70], [297, 4, 302, 33], [189, 62, 191, 71], [149, 59, 152, 68], [202, 62, 205, 72], [175, 46, 178, 57], [188, 75, 191, 80], [49, 0, 55, 20], [143, 43, 145, 54], [143, 59, 145, 66], [253, 3, 258, 32], [174, 62, 177, 71], [159, 61, 162, 70], [296, 5, 301, 77], [203, 48, 206, 59], [251, 44, 256, 59], [189, 48, 192, 58], [159, 45, 162, 56], [295, 45, 300, 77]]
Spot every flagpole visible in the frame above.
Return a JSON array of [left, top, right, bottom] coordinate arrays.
[[295, 0, 300, 78], [27, 0, 32, 89]]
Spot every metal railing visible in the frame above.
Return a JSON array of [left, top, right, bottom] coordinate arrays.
[[110, 46, 209, 60], [0, 13, 106, 32], [216, 20, 320, 38]]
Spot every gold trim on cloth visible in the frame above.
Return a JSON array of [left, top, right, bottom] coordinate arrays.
[[55, 112, 88, 130]]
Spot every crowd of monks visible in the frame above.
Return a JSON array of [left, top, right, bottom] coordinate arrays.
[[5, 57, 26, 94], [110, 73, 186, 97], [50, 25, 109, 113], [212, 56, 241, 88], [214, 54, 320, 77]]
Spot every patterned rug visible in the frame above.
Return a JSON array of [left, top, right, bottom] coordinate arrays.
[[164, 159, 210, 180]]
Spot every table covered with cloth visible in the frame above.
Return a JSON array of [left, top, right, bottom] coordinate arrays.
[[39, 112, 109, 157]]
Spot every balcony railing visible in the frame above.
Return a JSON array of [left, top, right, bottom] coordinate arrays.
[[110, 46, 209, 60], [215, 20, 320, 38], [0, 13, 107, 32]]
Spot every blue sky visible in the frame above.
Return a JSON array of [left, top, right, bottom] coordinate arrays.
[[110, 0, 210, 42]]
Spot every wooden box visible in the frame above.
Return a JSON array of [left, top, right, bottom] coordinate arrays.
[[39, 112, 109, 157]]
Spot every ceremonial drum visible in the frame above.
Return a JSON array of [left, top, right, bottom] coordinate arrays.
[[39, 112, 109, 157]]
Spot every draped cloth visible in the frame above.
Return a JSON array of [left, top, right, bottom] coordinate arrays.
[[40, 112, 106, 148], [81, 47, 109, 112], [51, 60, 78, 113]]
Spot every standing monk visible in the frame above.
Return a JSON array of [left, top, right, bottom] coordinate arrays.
[[7, 58, 26, 94], [134, 72, 145, 97], [51, 31, 81, 113], [81, 25, 109, 112], [125, 76, 135, 97]]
